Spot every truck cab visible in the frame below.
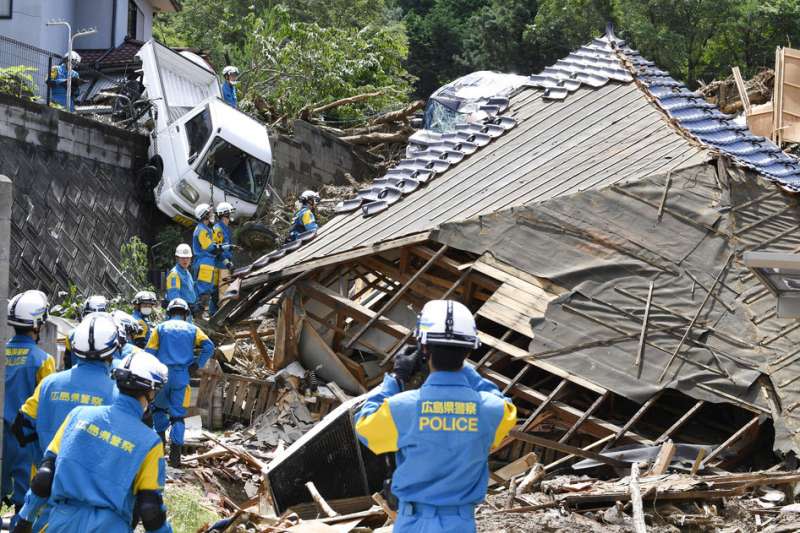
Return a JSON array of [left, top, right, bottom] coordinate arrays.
[[136, 40, 272, 225]]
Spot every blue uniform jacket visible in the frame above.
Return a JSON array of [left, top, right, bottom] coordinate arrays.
[[131, 309, 153, 348], [4, 335, 55, 425], [146, 318, 213, 377], [114, 343, 146, 369], [50, 63, 79, 111], [289, 206, 318, 240], [212, 221, 233, 269], [222, 81, 237, 108], [355, 367, 516, 507], [20, 359, 117, 464], [20, 395, 172, 533], [192, 222, 218, 289], [165, 264, 197, 305]]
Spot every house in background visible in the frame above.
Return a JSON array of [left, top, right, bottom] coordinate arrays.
[[0, 0, 179, 101], [0, 0, 178, 54]]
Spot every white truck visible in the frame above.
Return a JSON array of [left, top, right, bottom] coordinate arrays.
[[135, 40, 272, 227]]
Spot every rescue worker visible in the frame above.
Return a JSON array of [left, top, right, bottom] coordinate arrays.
[[13, 313, 119, 532], [112, 310, 146, 367], [221, 65, 239, 108], [288, 190, 320, 241], [49, 51, 81, 111], [165, 244, 197, 314], [192, 203, 219, 318], [213, 202, 236, 307], [146, 298, 214, 467], [13, 351, 173, 533], [3, 291, 55, 526], [355, 300, 517, 533], [132, 290, 158, 348], [63, 294, 109, 370]]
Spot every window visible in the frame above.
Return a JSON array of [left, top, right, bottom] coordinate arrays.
[[127, 0, 143, 39], [197, 137, 271, 203], [184, 107, 212, 162], [0, 0, 12, 19]]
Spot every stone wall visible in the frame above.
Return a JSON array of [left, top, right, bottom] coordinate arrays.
[[0, 94, 154, 297]]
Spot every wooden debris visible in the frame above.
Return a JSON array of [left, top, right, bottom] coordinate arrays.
[[306, 481, 339, 518], [629, 463, 647, 533]]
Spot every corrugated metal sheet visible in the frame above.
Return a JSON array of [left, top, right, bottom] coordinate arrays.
[[248, 80, 707, 280]]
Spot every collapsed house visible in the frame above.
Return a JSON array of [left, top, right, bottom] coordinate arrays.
[[212, 27, 800, 524]]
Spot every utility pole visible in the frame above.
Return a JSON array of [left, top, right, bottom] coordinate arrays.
[[46, 21, 96, 111]]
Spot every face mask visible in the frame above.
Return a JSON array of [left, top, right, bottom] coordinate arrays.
[[140, 306, 152, 316]]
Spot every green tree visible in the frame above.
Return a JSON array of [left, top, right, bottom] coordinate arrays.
[[119, 236, 152, 299], [523, 0, 610, 66]]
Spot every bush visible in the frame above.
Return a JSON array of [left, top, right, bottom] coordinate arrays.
[[0, 65, 38, 100]]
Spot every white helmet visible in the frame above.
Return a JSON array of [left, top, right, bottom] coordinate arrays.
[[194, 203, 212, 221], [175, 243, 192, 258], [8, 290, 49, 329], [64, 51, 81, 65], [222, 65, 239, 77], [111, 310, 142, 342], [133, 290, 158, 306], [167, 298, 190, 316], [112, 351, 168, 393], [72, 312, 121, 360], [415, 300, 480, 349], [216, 202, 235, 219], [299, 190, 320, 205], [82, 295, 108, 318]]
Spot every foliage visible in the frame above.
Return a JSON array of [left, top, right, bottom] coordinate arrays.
[[120, 236, 153, 300], [162, 485, 220, 533], [243, 6, 412, 121], [0, 65, 38, 100], [50, 284, 83, 320], [153, 224, 187, 272]]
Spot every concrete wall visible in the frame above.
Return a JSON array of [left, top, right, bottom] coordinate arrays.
[[0, 93, 154, 297], [0, 176, 10, 489], [269, 120, 382, 202]]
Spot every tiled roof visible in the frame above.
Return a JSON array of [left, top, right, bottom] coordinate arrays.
[[77, 39, 144, 69], [240, 26, 800, 282]]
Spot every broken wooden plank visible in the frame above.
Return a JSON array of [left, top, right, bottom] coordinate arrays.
[[490, 452, 539, 487], [636, 281, 654, 367], [521, 379, 568, 432], [306, 481, 338, 518], [701, 415, 765, 468], [647, 439, 677, 476], [559, 391, 611, 445], [630, 463, 647, 533], [509, 430, 628, 469], [658, 252, 734, 383], [656, 400, 704, 443], [604, 391, 663, 449], [345, 245, 448, 350]]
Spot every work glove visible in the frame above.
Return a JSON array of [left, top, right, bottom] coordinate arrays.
[[12, 519, 33, 533], [188, 362, 199, 377], [392, 345, 420, 386]]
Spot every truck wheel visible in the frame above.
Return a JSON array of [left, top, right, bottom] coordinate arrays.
[[238, 221, 278, 251], [137, 155, 163, 189]]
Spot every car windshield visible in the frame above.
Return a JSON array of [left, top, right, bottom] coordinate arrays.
[[196, 136, 270, 203]]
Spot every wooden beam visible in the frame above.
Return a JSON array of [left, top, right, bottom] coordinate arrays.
[[297, 280, 410, 339], [656, 400, 704, 443], [520, 379, 568, 432], [647, 440, 677, 476], [636, 282, 654, 367], [545, 435, 614, 471], [604, 391, 663, 449], [509, 431, 628, 469], [700, 415, 765, 468], [345, 245, 448, 350], [482, 368, 652, 445], [559, 391, 611, 444]]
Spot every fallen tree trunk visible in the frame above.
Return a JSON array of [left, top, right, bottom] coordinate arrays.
[[368, 99, 425, 126], [299, 91, 384, 121], [340, 128, 414, 145]]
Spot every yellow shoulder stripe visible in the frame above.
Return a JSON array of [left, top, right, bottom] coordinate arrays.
[[20, 381, 43, 420], [36, 356, 56, 383], [133, 444, 164, 492], [47, 412, 74, 454], [491, 401, 517, 451], [355, 401, 399, 454], [145, 328, 160, 351]]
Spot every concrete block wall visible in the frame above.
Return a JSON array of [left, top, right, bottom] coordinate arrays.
[[269, 120, 382, 202], [0, 94, 154, 297]]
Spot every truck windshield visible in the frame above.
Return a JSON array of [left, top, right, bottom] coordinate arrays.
[[197, 136, 270, 203]]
